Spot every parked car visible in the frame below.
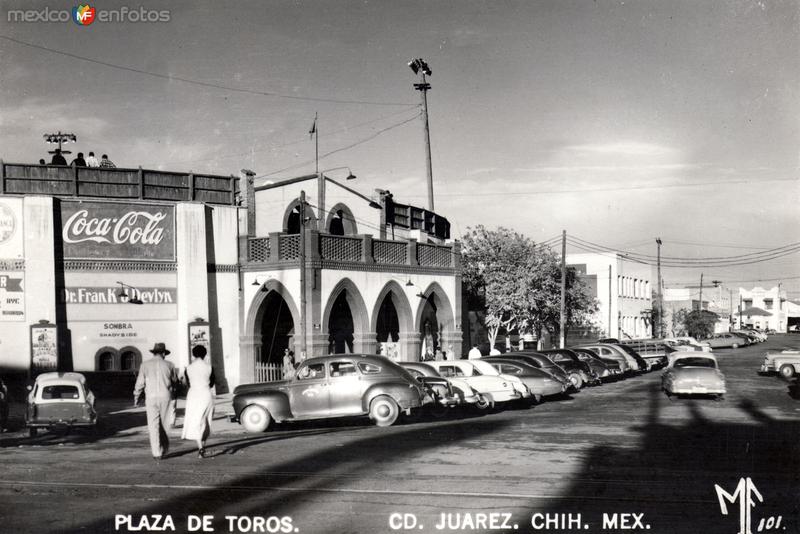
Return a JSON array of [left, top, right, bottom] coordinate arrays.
[[540, 349, 600, 388], [400, 362, 482, 409], [759, 349, 800, 379], [661, 352, 726, 398], [705, 333, 748, 349], [574, 343, 636, 374], [733, 330, 764, 343], [483, 358, 567, 402], [610, 344, 650, 371], [569, 347, 620, 379], [26, 372, 97, 437], [663, 337, 712, 353], [618, 340, 673, 369], [427, 360, 525, 409], [484, 352, 573, 390], [232, 355, 429, 432]]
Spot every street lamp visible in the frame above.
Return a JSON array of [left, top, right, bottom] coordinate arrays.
[[44, 131, 77, 155], [319, 166, 356, 181], [408, 58, 435, 212]]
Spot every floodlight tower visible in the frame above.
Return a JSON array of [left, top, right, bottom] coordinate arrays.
[[43, 131, 77, 155], [408, 58, 435, 211]]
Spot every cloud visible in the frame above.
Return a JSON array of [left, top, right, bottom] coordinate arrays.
[[564, 142, 676, 157]]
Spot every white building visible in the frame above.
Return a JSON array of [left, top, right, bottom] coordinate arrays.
[[567, 253, 653, 340], [735, 286, 788, 332], [662, 286, 732, 334]]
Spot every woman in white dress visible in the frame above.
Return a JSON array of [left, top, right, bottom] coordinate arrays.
[[182, 345, 215, 458]]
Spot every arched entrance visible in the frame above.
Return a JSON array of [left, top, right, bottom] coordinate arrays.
[[322, 278, 371, 355], [324, 203, 358, 236], [259, 290, 295, 364], [328, 292, 354, 353], [414, 282, 456, 362], [242, 279, 301, 383], [371, 281, 415, 361]]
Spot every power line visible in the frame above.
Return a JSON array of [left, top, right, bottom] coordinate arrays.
[[171, 106, 420, 165], [0, 34, 415, 107], [257, 112, 421, 179]]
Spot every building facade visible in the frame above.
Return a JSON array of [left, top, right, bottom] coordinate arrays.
[[735, 286, 788, 332], [0, 161, 462, 391], [568, 252, 653, 340]]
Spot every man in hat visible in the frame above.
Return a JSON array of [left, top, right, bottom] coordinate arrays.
[[133, 343, 178, 460]]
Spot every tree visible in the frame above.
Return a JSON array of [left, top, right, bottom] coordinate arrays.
[[461, 226, 598, 348], [462, 226, 537, 348], [674, 308, 718, 339]]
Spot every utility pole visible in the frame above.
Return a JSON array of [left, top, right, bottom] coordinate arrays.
[[698, 273, 704, 313], [608, 265, 612, 338], [729, 288, 733, 332], [559, 230, 567, 348], [738, 293, 743, 329], [656, 237, 662, 338], [409, 58, 434, 211], [299, 190, 307, 361]]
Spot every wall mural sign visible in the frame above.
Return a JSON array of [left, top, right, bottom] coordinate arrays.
[[0, 272, 25, 321], [30, 320, 58, 371], [60, 200, 176, 260], [62, 286, 177, 304]]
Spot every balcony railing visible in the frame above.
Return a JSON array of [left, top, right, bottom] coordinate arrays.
[[0, 161, 239, 206], [246, 231, 457, 269]]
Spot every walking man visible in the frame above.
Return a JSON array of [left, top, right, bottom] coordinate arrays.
[[133, 343, 178, 460]]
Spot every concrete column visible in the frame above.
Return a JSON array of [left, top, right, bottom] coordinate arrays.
[[310, 332, 329, 358], [175, 203, 209, 368], [238, 334, 259, 384], [398, 330, 420, 362], [354, 331, 376, 355]]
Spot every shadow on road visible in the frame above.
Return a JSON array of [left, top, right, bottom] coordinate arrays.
[[68, 417, 513, 533], [527, 383, 799, 534]]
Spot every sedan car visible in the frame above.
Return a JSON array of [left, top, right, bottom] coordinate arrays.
[[400, 362, 482, 409], [705, 333, 748, 349], [232, 355, 429, 432], [574, 344, 635, 374], [427, 360, 524, 409], [569, 347, 620, 379], [26, 372, 97, 437], [484, 359, 567, 401], [661, 353, 726, 398], [541, 349, 600, 388], [485, 352, 573, 389], [759, 349, 800, 378]]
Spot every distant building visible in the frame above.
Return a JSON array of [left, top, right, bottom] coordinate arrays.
[[662, 286, 732, 335], [735, 286, 788, 332], [567, 253, 653, 340]]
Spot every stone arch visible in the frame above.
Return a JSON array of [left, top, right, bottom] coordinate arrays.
[[321, 277, 371, 354], [370, 280, 415, 361], [242, 278, 301, 380], [282, 198, 317, 234], [119, 345, 142, 372], [414, 281, 456, 360], [324, 203, 358, 236]]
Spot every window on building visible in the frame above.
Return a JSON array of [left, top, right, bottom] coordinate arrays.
[[120, 347, 142, 371], [98, 352, 115, 371], [764, 299, 773, 310], [743, 299, 752, 308]]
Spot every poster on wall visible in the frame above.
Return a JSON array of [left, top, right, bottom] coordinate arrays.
[[0, 198, 23, 259], [60, 200, 176, 261], [188, 319, 210, 356], [0, 272, 24, 321], [30, 320, 57, 371]]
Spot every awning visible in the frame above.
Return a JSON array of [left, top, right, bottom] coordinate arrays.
[[740, 306, 772, 317]]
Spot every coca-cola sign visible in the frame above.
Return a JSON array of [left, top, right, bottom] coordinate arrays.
[[60, 201, 175, 260]]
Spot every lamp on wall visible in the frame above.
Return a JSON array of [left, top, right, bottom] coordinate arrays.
[[116, 281, 143, 305]]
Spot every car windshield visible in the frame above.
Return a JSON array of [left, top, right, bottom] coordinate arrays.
[[471, 360, 501, 376], [673, 358, 717, 368]]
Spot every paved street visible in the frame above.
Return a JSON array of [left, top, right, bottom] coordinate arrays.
[[1, 337, 799, 534]]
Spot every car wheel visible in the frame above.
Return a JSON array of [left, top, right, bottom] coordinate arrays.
[[240, 405, 272, 433], [531, 394, 543, 405], [28, 427, 37, 438], [569, 373, 583, 390], [475, 393, 493, 411], [369, 395, 400, 427], [779, 364, 796, 379]]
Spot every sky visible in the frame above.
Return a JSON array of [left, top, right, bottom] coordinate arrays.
[[1, 0, 798, 298]]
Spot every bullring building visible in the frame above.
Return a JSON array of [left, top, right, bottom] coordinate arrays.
[[0, 161, 462, 392]]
